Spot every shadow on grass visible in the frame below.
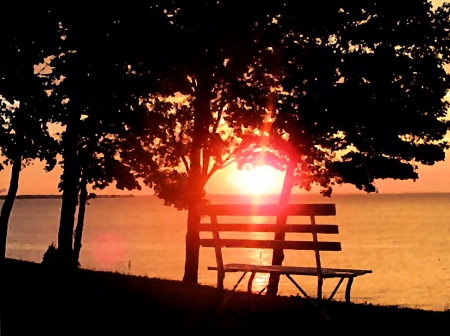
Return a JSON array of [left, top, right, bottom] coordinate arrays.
[[1, 259, 449, 335]]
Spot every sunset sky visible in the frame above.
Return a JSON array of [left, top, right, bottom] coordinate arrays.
[[1, 0, 449, 196]]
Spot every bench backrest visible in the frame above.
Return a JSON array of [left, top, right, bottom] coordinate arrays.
[[196, 203, 338, 288]]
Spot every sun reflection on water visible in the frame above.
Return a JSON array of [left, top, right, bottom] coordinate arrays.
[[248, 244, 272, 293]]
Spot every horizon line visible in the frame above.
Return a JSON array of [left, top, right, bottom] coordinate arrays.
[[3, 191, 450, 198]]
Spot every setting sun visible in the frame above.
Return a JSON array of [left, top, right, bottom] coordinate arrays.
[[227, 164, 285, 194]]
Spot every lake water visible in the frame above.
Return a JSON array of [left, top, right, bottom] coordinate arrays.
[[5, 193, 450, 311]]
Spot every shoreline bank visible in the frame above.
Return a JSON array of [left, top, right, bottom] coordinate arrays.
[[1, 258, 449, 335]]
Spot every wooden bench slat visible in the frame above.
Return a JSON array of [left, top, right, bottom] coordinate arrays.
[[195, 203, 336, 216], [200, 239, 342, 251], [199, 223, 339, 234], [208, 264, 372, 277]]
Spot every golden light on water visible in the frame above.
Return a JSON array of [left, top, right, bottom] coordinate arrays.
[[92, 233, 127, 266], [250, 248, 272, 292]]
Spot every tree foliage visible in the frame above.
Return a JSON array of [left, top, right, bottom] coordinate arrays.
[[44, 2, 176, 264], [115, 0, 450, 285], [116, 0, 450, 201], [117, 1, 281, 209], [268, 0, 450, 194], [1, 1, 449, 282], [0, 3, 59, 170], [0, 4, 60, 259]]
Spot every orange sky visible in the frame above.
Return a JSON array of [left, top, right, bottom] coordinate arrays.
[[432, 0, 447, 7], [1, 0, 449, 196]]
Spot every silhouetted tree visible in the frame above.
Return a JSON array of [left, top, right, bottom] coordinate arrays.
[[71, 128, 141, 266], [40, 1, 271, 273], [33, 2, 450, 294], [116, 1, 284, 284], [261, 0, 450, 295], [0, 102, 58, 261], [122, 1, 450, 290], [0, 5, 60, 260], [47, 3, 169, 266]]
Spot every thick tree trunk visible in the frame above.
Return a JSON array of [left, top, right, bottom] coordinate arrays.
[[183, 208, 201, 283], [57, 113, 80, 266], [0, 154, 22, 260], [266, 163, 295, 296], [73, 178, 87, 267], [182, 117, 203, 283], [182, 74, 211, 283]]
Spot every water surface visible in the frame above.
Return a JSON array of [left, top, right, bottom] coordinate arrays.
[[5, 193, 450, 311]]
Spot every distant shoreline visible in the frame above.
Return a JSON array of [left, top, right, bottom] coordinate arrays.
[[1, 192, 449, 200], [0, 194, 137, 199]]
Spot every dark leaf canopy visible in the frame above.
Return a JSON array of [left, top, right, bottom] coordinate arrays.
[[0, 3, 61, 169], [5, 1, 448, 199], [123, 1, 450, 197]]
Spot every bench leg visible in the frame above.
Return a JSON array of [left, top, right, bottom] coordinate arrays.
[[245, 273, 270, 312], [247, 272, 256, 310], [221, 272, 248, 308], [345, 277, 354, 303], [320, 277, 345, 316], [284, 274, 318, 308], [285, 274, 333, 323], [317, 276, 323, 301], [257, 286, 267, 295], [218, 269, 225, 290]]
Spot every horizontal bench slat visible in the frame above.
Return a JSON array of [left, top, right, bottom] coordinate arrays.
[[200, 239, 341, 251], [195, 204, 336, 216], [208, 264, 372, 277], [199, 223, 339, 234]]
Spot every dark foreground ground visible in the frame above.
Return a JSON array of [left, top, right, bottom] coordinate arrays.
[[1, 259, 449, 335]]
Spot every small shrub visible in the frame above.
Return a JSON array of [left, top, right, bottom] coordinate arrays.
[[42, 243, 58, 266]]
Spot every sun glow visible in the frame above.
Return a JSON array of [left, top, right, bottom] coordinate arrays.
[[227, 164, 284, 194]]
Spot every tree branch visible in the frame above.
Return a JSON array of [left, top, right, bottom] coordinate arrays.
[[181, 155, 190, 172], [212, 100, 227, 134], [201, 148, 210, 177], [207, 157, 236, 179]]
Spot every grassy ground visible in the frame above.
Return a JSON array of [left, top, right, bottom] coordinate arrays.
[[1, 258, 449, 335]]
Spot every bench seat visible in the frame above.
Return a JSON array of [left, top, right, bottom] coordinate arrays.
[[209, 263, 372, 278]]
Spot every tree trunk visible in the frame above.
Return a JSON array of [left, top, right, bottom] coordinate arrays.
[[57, 113, 80, 266], [266, 162, 295, 296], [0, 154, 22, 260], [182, 116, 203, 283], [183, 208, 201, 283], [182, 73, 211, 283], [73, 178, 87, 267]]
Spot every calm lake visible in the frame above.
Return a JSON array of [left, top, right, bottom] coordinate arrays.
[[5, 193, 450, 311]]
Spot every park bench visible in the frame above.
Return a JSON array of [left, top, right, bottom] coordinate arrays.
[[197, 203, 372, 319]]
